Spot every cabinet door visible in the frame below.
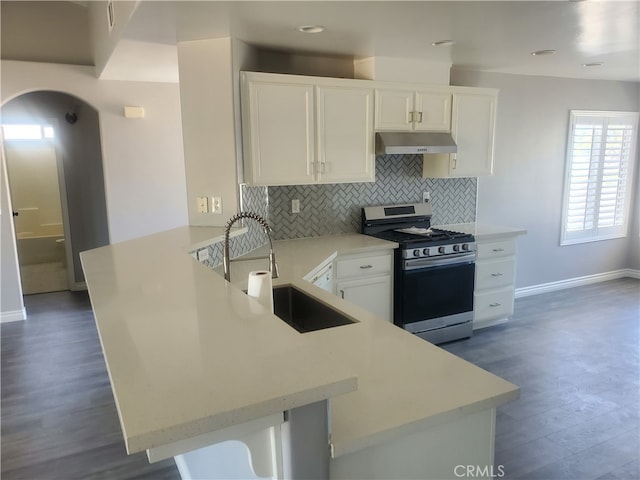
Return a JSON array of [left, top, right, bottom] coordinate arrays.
[[474, 287, 515, 323], [337, 275, 392, 322], [243, 79, 316, 185], [374, 89, 414, 131], [317, 85, 375, 183], [450, 92, 496, 177], [414, 91, 452, 132]]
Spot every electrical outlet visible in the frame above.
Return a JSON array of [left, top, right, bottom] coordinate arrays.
[[197, 249, 210, 262], [422, 191, 431, 203], [211, 196, 222, 215], [291, 199, 300, 214], [196, 196, 208, 213]]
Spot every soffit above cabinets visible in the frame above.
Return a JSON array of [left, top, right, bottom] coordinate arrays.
[[120, 1, 639, 82]]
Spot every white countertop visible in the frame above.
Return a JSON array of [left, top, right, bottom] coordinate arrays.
[[81, 226, 519, 459], [435, 222, 527, 240]]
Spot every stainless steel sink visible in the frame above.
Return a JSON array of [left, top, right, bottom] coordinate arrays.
[[272, 284, 357, 333]]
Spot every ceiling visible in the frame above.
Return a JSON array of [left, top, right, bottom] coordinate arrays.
[[106, 0, 640, 83]]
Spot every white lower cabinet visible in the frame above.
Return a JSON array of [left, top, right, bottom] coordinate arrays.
[[335, 251, 393, 322], [336, 275, 392, 323], [473, 236, 518, 329]]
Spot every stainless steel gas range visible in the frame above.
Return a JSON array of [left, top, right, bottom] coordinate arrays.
[[362, 203, 476, 344]]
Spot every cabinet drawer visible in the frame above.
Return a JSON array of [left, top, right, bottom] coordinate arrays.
[[474, 287, 514, 322], [476, 239, 516, 259], [475, 258, 515, 290], [336, 254, 391, 279]]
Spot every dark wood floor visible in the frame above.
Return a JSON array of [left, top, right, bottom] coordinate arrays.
[[1, 292, 181, 480], [443, 277, 639, 480], [1, 278, 638, 479]]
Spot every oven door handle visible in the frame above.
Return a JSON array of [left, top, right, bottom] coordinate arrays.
[[404, 252, 476, 270]]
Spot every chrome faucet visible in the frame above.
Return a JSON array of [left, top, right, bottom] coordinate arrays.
[[223, 212, 279, 282]]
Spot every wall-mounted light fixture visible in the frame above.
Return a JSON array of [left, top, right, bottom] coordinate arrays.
[[123, 106, 145, 119]]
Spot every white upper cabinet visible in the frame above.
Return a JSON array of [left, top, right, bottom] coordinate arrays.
[[241, 72, 375, 186], [375, 88, 451, 132], [242, 75, 315, 186], [241, 72, 499, 185], [317, 85, 375, 183], [422, 89, 497, 178], [450, 91, 497, 177]]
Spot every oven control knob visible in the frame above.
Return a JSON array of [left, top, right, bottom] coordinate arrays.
[[422, 248, 430, 256], [413, 249, 421, 257], [438, 246, 446, 254], [453, 244, 460, 252], [462, 244, 469, 251]]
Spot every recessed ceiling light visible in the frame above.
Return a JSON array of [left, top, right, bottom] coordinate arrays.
[[432, 40, 455, 47], [582, 62, 603, 67], [297, 25, 325, 34], [531, 49, 557, 56]]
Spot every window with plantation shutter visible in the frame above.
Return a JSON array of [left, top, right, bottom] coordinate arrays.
[[561, 111, 638, 245]]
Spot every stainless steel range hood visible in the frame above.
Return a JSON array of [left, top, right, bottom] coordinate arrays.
[[375, 132, 457, 155]]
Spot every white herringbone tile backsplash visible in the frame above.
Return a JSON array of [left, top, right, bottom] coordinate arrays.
[[197, 154, 477, 266], [266, 154, 477, 240]]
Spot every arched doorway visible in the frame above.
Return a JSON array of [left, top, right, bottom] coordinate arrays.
[[2, 91, 109, 294]]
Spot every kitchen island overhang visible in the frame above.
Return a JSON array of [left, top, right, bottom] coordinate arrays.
[[80, 226, 519, 479]]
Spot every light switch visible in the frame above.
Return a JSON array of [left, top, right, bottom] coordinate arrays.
[[211, 196, 222, 215], [292, 199, 300, 214]]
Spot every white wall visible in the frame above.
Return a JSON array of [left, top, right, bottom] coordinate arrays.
[[0, 142, 25, 321], [89, 0, 139, 77], [1, 60, 188, 318], [177, 38, 259, 226], [1, 1, 93, 66], [451, 69, 640, 288], [1, 60, 188, 243]]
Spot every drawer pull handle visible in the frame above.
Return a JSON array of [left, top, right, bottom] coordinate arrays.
[[340, 290, 345, 299], [360, 265, 373, 269], [491, 273, 503, 277], [492, 248, 505, 252], [489, 302, 501, 307]]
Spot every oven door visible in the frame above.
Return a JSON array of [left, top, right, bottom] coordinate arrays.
[[398, 257, 475, 333]]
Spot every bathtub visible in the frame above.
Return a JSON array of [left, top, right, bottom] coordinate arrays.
[[16, 232, 66, 266]]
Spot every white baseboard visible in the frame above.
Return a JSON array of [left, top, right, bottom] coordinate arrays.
[[515, 269, 640, 298], [1, 308, 26, 323], [70, 281, 87, 291]]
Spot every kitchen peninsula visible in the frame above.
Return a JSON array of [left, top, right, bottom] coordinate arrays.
[[80, 226, 519, 480]]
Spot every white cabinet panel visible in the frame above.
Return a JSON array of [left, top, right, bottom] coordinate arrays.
[[422, 89, 497, 178], [449, 92, 496, 177], [317, 85, 375, 183], [337, 275, 392, 323], [335, 250, 393, 323], [243, 79, 315, 186], [474, 287, 515, 323], [473, 236, 518, 329], [414, 91, 451, 131], [475, 258, 515, 290], [374, 89, 414, 131], [242, 72, 375, 186], [336, 253, 391, 279], [476, 239, 517, 259], [375, 88, 451, 132]]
